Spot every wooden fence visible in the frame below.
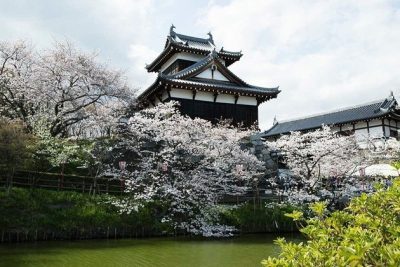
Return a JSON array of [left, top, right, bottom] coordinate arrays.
[[0, 170, 279, 203], [0, 170, 125, 194]]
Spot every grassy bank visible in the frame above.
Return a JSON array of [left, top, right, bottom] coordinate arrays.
[[0, 187, 169, 242], [0, 187, 298, 243]]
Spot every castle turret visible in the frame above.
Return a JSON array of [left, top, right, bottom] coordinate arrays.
[[138, 26, 280, 127]]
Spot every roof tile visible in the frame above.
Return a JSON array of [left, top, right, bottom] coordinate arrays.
[[262, 96, 398, 137]]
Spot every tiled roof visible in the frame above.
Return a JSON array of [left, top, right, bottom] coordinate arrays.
[[170, 53, 215, 79], [160, 76, 279, 95], [169, 51, 248, 86], [139, 50, 280, 101], [146, 27, 242, 72], [172, 33, 215, 51], [168, 34, 242, 58], [262, 94, 399, 138]]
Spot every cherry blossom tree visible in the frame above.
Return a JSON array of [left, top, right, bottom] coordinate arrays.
[[267, 126, 400, 205], [109, 102, 265, 236], [36, 41, 135, 137], [266, 126, 367, 204], [0, 40, 135, 137], [0, 40, 37, 129]]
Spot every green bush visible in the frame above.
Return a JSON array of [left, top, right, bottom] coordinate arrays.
[[0, 119, 35, 173], [263, 179, 400, 266], [219, 202, 298, 233], [0, 187, 169, 240]]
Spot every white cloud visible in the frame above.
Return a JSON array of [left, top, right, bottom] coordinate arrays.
[[2, 0, 400, 131], [82, 0, 155, 40], [198, 0, 400, 130], [0, 0, 160, 90], [128, 44, 158, 88]]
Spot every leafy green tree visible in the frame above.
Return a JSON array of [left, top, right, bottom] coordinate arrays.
[[0, 119, 34, 189], [263, 179, 400, 267]]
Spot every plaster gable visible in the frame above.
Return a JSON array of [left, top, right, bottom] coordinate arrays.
[[195, 68, 230, 81]]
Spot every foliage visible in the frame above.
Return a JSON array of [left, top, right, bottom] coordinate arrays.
[[0, 41, 36, 128], [0, 119, 35, 175], [392, 161, 400, 172], [262, 179, 400, 267], [108, 102, 265, 236], [0, 187, 168, 239], [33, 123, 82, 169], [0, 40, 135, 137], [0, 187, 300, 242], [219, 202, 298, 233], [267, 125, 361, 188], [30, 120, 118, 177], [266, 126, 400, 205]]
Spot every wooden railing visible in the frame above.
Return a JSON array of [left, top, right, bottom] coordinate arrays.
[[0, 170, 279, 202], [0, 170, 125, 194]]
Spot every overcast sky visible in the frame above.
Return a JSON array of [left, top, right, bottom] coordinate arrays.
[[1, 0, 400, 130]]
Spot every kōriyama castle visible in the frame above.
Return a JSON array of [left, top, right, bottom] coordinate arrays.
[[138, 26, 280, 127]]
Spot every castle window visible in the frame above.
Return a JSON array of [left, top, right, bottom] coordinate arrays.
[[163, 59, 196, 75]]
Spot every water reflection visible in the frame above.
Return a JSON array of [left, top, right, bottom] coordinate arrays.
[[0, 234, 302, 267]]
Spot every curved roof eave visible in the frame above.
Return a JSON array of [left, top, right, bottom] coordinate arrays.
[[146, 38, 242, 72]]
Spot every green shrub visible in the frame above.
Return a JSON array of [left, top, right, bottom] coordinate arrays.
[[0, 119, 35, 173], [263, 179, 400, 266], [219, 202, 298, 233], [0, 187, 169, 239]]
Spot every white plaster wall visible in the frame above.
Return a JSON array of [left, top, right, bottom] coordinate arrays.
[[195, 91, 214, 102], [195, 69, 229, 81], [162, 89, 256, 106], [369, 119, 382, 127], [369, 126, 384, 138], [331, 126, 340, 132], [384, 126, 390, 137], [237, 96, 257, 106], [214, 69, 229, 81], [384, 119, 390, 124], [355, 128, 369, 142], [390, 120, 397, 127], [195, 69, 211, 79], [355, 121, 368, 129], [341, 124, 354, 131], [160, 52, 203, 72], [170, 88, 192, 99], [216, 94, 235, 104]]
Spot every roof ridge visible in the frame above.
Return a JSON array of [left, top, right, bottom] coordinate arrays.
[[220, 47, 242, 55], [276, 98, 389, 124], [175, 33, 210, 44]]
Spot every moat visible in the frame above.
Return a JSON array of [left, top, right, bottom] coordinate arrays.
[[0, 234, 301, 267]]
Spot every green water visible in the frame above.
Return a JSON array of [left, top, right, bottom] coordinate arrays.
[[0, 234, 299, 267]]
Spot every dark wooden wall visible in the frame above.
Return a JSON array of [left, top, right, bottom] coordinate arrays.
[[168, 97, 258, 127]]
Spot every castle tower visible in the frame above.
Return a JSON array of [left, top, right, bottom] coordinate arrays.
[[138, 25, 280, 127]]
